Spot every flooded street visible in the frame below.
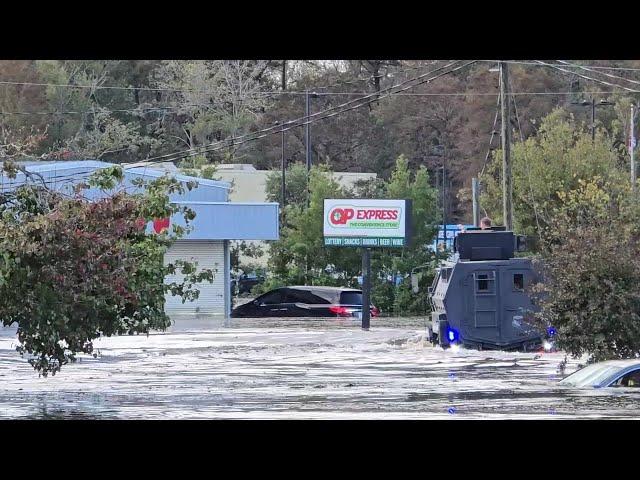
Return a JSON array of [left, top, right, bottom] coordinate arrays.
[[1, 318, 639, 419]]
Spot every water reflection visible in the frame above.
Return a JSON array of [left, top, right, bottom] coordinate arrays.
[[3, 319, 640, 419]]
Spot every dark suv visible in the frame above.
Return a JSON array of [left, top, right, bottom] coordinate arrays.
[[230, 286, 380, 318]]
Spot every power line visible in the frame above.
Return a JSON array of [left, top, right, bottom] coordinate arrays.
[[0, 91, 632, 115], [480, 94, 501, 176], [0, 61, 442, 97], [0, 80, 215, 94], [555, 59, 640, 88], [3, 60, 640, 95], [125, 61, 466, 166], [130, 61, 477, 168], [313, 60, 441, 91], [0, 104, 215, 116], [533, 60, 639, 93], [3, 91, 630, 117], [482, 60, 640, 72], [147, 61, 478, 166]]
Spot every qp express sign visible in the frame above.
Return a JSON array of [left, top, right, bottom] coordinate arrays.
[[323, 199, 412, 247]]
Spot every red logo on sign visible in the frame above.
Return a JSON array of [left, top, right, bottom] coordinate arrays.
[[329, 208, 355, 225]]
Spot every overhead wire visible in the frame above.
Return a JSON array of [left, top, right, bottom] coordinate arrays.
[[139, 61, 480, 167], [533, 61, 639, 93], [480, 94, 501, 177], [125, 60, 475, 168], [0, 90, 632, 117], [481, 60, 640, 72], [555, 59, 640, 89]]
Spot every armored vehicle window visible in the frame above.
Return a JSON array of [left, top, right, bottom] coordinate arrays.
[[474, 272, 495, 294], [513, 273, 524, 291]]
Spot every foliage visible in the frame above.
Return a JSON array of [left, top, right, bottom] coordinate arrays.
[[2, 59, 638, 224], [479, 108, 628, 240], [267, 164, 360, 285], [0, 166, 214, 376], [370, 155, 440, 315], [263, 156, 440, 316], [180, 156, 220, 180], [153, 60, 271, 162], [265, 163, 310, 207], [530, 177, 640, 362], [230, 241, 265, 275]]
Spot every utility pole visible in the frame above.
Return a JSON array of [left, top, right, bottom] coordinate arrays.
[[281, 124, 286, 219], [472, 177, 480, 227], [591, 97, 596, 143], [632, 103, 637, 193], [281, 60, 286, 91], [305, 90, 312, 207], [500, 61, 513, 231], [442, 150, 447, 249]]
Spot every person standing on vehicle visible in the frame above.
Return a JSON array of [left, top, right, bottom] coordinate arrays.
[[480, 217, 492, 230]]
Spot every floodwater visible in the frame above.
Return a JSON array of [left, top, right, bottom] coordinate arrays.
[[1, 317, 639, 419]]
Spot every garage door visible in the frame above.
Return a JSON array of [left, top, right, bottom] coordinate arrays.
[[164, 240, 226, 315]]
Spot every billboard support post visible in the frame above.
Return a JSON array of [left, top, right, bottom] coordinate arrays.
[[361, 248, 371, 330]]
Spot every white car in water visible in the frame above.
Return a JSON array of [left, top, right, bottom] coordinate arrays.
[[559, 359, 640, 389]]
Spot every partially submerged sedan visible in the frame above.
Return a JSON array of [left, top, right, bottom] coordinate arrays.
[[231, 286, 380, 319], [559, 359, 640, 388]]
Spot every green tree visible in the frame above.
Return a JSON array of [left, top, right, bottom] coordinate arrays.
[[262, 156, 440, 316], [153, 60, 271, 163], [530, 177, 640, 362], [0, 165, 214, 376], [480, 108, 628, 240], [266, 165, 360, 286], [265, 162, 309, 207], [370, 155, 440, 315]]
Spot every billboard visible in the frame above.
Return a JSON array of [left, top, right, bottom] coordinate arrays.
[[323, 199, 412, 247]]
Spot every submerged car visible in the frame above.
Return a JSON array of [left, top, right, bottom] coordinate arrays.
[[231, 286, 380, 318], [559, 359, 640, 388]]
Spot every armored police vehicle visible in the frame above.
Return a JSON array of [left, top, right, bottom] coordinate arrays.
[[427, 227, 542, 351]]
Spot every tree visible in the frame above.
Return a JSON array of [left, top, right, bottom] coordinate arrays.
[[33, 60, 159, 162], [62, 106, 155, 160], [368, 155, 440, 315], [480, 108, 628, 240], [266, 165, 360, 286], [153, 60, 271, 162], [0, 165, 214, 376], [530, 177, 640, 362], [264, 162, 309, 206], [262, 156, 440, 316]]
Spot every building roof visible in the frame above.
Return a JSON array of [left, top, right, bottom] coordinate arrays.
[[216, 164, 257, 171], [2, 160, 231, 191], [16, 160, 110, 172], [124, 166, 231, 190]]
